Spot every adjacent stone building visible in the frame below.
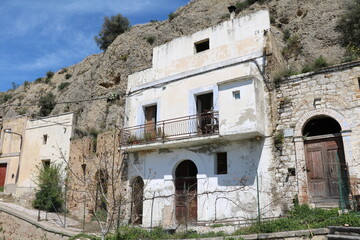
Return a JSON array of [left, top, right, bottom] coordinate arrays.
[[275, 62, 360, 209]]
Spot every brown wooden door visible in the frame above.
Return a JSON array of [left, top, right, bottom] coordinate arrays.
[[305, 137, 348, 204], [175, 160, 198, 224], [144, 105, 157, 138], [0, 164, 7, 188], [175, 178, 197, 223]]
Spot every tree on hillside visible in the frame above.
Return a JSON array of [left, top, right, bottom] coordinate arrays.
[[336, 0, 360, 47], [38, 92, 56, 117], [94, 14, 130, 51]]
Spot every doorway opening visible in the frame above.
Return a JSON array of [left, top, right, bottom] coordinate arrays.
[[196, 92, 213, 134], [303, 116, 349, 207], [131, 176, 144, 224], [175, 160, 198, 224]]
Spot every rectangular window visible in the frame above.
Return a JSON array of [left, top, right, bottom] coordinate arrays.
[[358, 77, 360, 90], [195, 39, 209, 53], [216, 152, 227, 174], [42, 159, 50, 168], [43, 134, 48, 145], [233, 90, 240, 99]]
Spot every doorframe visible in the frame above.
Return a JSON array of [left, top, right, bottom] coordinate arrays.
[[293, 109, 355, 204]]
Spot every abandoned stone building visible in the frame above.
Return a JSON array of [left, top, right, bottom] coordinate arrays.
[[118, 8, 360, 228], [120, 10, 279, 227], [0, 113, 73, 197], [275, 62, 360, 210]]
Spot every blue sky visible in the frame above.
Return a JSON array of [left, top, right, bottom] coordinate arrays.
[[0, 0, 189, 92]]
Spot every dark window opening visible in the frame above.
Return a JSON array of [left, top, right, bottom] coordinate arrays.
[[195, 39, 209, 53], [196, 92, 214, 134], [196, 92, 213, 114], [302, 116, 341, 137], [216, 152, 227, 174], [43, 134, 48, 144], [42, 160, 50, 168], [144, 105, 157, 140], [358, 77, 360, 90]]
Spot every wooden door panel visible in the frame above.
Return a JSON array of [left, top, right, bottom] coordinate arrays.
[[0, 164, 7, 187], [305, 137, 348, 203], [307, 149, 324, 179]]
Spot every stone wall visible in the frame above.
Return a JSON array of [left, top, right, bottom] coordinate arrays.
[[67, 130, 125, 223], [274, 61, 360, 206]]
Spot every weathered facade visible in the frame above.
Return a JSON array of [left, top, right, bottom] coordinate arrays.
[[0, 113, 74, 197], [67, 130, 124, 223], [275, 62, 360, 209], [0, 116, 27, 194], [120, 10, 281, 227]]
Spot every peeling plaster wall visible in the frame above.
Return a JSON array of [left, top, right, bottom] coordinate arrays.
[[16, 113, 74, 197], [275, 63, 360, 206], [123, 9, 277, 227], [127, 138, 278, 227]]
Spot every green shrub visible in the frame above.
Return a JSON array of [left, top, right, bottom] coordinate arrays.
[[336, 0, 360, 48], [35, 77, 43, 83], [94, 14, 130, 51], [38, 92, 56, 116], [46, 71, 54, 79], [1, 94, 13, 103], [282, 35, 301, 58], [146, 36, 155, 45], [283, 29, 291, 42], [301, 56, 329, 73], [168, 12, 178, 21], [33, 163, 64, 212], [119, 54, 128, 61], [234, 204, 360, 235], [221, 13, 230, 20], [58, 82, 71, 91], [342, 44, 360, 62], [274, 68, 298, 83], [65, 73, 72, 80], [24, 81, 30, 89]]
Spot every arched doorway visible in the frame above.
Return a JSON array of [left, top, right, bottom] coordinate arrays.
[[175, 160, 198, 224], [303, 116, 349, 207], [131, 176, 144, 224]]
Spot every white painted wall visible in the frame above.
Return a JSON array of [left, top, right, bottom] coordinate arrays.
[[127, 138, 278, 227], [16, 113, 73, 196]]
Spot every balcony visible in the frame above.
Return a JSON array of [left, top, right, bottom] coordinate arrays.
[[120, 111, 219, 148]]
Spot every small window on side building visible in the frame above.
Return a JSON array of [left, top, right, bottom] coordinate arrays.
[[216, 152, 227, 174], [358, 77, 360, 90], [42, 160, 50, 168], [233, 90, 240, 99], [195, 39, 210, 53], [43, 134, 48, 144]]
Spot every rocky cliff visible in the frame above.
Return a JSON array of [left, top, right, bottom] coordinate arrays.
[[0, 0, 351, 133]]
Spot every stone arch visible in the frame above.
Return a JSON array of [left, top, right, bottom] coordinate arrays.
[[293, 108, 352, 207], [294, 108, 350, 137], [168, 150, 206, 176]]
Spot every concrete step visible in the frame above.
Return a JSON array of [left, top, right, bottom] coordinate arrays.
[[327, 234, 360, 240], [329, 226, 360, 235]]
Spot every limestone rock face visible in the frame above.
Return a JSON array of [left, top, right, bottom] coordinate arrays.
[[0, 0, 350, 131]]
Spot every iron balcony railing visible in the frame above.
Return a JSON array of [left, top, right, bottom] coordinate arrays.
[[120, 111, 219, 146]]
